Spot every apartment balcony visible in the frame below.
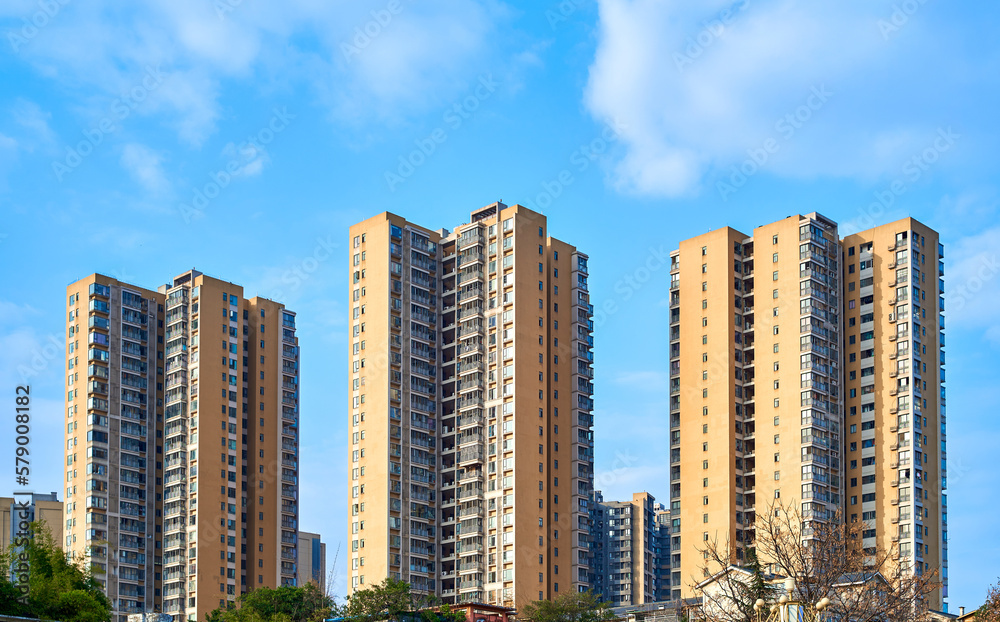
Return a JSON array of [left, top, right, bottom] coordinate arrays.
[[456, 395, 483, 410], [457, 447, 485, 465], [166, 290, 189, 309], [456, 361, 483, 375]]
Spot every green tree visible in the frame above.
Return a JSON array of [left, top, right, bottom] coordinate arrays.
[[741, 549, 776, 611], [0, 521, 112, 622], [424, 603, 467, 622], [205, 583, 334, 622], [338, 577, 418, 622], [518, 590, 616, 622]]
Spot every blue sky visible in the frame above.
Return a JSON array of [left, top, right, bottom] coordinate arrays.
[[1, 0, 998, 609]]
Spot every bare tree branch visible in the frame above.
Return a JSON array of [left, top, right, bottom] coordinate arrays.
[[695, 499, 940, 622]]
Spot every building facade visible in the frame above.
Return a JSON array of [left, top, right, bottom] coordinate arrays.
[[666, 215, 946, 609], [298, 531, 327, 591], [65, 271, 300, 622], [653, 503, 672, 603], [65, 276, 165, 619], [347, 203, 595, 607], [1, 492, 63, 551], [591, 492, 661, 606], [841, 221, 947, 607]]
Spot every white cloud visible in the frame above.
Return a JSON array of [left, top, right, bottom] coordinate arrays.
[[11, 99, 55, 150], [8, 1, 511, 144], [221, 141, 269, 178], [121, 143, 169, 193], [0, 132, 18, 190], [584, 0, 972, 197], [0, 300, 40, 324]]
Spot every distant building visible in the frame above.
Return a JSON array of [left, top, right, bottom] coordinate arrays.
[[0, 492, 63, 549], [298, 531, 327, 591], [592, 492, 661, 606], [652, 503, 672, 602]]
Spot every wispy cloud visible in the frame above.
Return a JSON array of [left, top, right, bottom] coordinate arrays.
[[0, 132, 18, 189], [943, 226, 1000, 345], [11, 99, 55, 151], [221, 141, 268, 177], [584, 0, 978, 197], [121, 143, 169, 193], [6, 1, 514, 145]]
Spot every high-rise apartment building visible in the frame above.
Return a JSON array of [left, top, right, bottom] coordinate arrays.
[[841, 221, 947, 607], [65, 271, 300, 622], [591, 492, 660, 606], [346, 203, 595, 607], [65, 276, 165, 619], [666, 215, 946, 609]]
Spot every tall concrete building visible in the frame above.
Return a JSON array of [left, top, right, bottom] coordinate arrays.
[[346, 203, 595, 607], [65, 271, 300, 622], [666, 215, 947, 609], [591, 492, 661, 606], [841, 221, 947, 607], [1, 492, 63, 550], [65, 276, 165, 619]]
